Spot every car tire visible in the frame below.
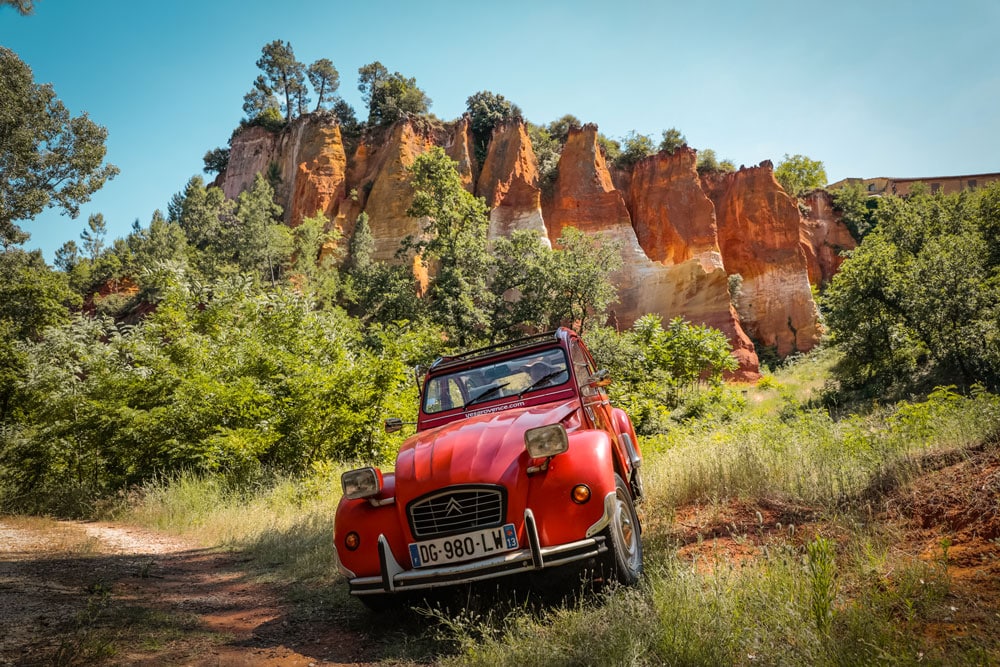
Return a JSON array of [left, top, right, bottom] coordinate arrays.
[[600, 474, 643, 585]]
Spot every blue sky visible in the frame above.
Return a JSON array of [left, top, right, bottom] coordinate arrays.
[[5, 0, 999, 262]]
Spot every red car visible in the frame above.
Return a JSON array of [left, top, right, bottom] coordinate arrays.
[[333, 328, 643, 607]]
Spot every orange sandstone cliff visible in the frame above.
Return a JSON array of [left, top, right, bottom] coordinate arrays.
[[615, 146, 758, 377], [799, 189, 857, 286], [476, 121, 547, 243], [702, 163, 821, 357], [221, 114, 834, 373]]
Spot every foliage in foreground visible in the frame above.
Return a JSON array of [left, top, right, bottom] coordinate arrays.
[[825, 181, 1000, 395], [0, 278, 440, 514]]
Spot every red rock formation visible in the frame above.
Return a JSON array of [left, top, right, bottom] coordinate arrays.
[[476, 121, 546, 242], [799, 189, 857, 286], [444, 116, 477, 192], [288, 121, 347, 227], [545, 126, 759, 380], [702, 162, 821, 357], [223, 115, 348, 229], [346, 121, 437, 260], [222, 124, 280, 202], [619, 147, 718, 263]]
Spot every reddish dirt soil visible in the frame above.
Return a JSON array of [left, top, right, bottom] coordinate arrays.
[[0, 520, 375, 666], [663, 442, 1000, 653]]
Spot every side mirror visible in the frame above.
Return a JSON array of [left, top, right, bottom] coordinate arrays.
[[587, 368, 612, 388], [384, 417, 403, 434]]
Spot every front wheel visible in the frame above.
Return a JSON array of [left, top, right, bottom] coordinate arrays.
[[600, 474, 643, 585]]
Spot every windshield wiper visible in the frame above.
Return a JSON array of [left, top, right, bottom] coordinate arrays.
[[519, 370, 566, 397], [464, 382, 510, 409]]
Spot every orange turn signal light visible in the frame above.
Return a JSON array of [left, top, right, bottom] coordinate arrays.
[[344, 531, 360, 551], [571, 484, 592, 504]]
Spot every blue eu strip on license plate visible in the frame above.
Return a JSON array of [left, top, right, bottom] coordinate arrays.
[[409, 523, 519, 568]]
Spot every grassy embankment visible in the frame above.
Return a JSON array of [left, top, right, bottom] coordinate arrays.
[[123, 347, 1000, 665]]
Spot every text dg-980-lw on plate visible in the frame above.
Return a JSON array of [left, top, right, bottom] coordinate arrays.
[[409, 524, 518, 568]]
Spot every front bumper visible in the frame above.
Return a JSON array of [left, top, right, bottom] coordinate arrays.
[[348, 501, 613, 595]]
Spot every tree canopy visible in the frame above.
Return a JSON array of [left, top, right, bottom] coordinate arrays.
[[0, 47, 118, 246], [825, 182, 1000, 395], [466, 90, 521, 163], [775, 153, 827, 197], [308, 58, 341, 112], [358, 61, 431, 126]]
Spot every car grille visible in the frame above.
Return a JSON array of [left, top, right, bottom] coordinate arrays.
[[407, 485, 506, 539]]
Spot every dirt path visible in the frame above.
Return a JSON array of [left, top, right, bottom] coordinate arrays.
[[0, 518, 375, 666]]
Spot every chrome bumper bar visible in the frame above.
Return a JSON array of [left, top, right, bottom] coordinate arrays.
[[349, 504, 612, 596]]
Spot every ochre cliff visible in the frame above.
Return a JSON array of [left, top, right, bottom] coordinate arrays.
[[476, 121, 546, 243], [221, 114, 835, 372], [799, 189, 857, 286], [702, 163, 821, 357], [544, 126, 759, 379], [618, 147, 718, 264]]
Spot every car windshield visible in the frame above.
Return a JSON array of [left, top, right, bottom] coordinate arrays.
[[422, 348, 570, 414]]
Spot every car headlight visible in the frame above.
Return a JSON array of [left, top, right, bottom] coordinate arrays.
[[341, 466, 383, 500], [524, 424, 569, 459]]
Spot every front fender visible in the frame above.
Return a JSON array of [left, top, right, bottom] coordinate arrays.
[[524, 429, 616, 547], [334, 473, 407, 578]]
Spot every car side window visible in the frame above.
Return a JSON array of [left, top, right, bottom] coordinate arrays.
[[424, 377, 464, 414]]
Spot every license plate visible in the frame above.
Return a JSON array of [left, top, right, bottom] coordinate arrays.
[[409, 524, 518, 568]]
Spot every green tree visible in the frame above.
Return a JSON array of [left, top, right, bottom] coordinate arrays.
[[345, 213, 423, 323], [659, 127, 687, 154], [466, 90, 521, 164], [80, 213, 107, 260], [405, 148, 491, 345], [546, 114, 582, 144], [585, 315, 737, 433], [0, 47, 118, 246], [254, 40, 308, 123], [307, 58, 340, 112], [696, 148, 720, 173], [331, 98, 361, 140], [526, 122, 561, 192], [489, 230, 554, 335], [358, 61, 431, 126], [289, 210, 340, 304], [168, 176, 237, 278], [202, 147, 230, 175], [53, 239, 79, 272], [233, 173, 288, 285], [597, 134, 621, 163], [832, 181, 879, 240], [242, 74, 281, 122], [825, 183, 1000, 393], [547, 227, 623, 332], [126, 210, 188, 272], [0, 248, 79, 421], [775, 153, 828, 197], [615, 131, 656, 168]]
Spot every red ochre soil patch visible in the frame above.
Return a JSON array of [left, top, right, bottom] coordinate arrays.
[[665, 441, 1000, 651], [883, 442, 1000, 644], [666, 496, 827, 573]]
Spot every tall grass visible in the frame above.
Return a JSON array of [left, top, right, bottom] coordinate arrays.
[[123, 460, 348, 582], [436, 544, 951, 666], [640, 383, 1000, 512]]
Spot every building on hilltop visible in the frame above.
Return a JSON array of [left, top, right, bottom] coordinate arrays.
[[828, 172, 1000, 196]]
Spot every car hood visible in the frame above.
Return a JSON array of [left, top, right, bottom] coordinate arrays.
[[394, 398, 579, 487]]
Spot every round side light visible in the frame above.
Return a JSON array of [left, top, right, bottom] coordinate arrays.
[[344, 531, 361, 551], [571, 484, 592, 504]]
